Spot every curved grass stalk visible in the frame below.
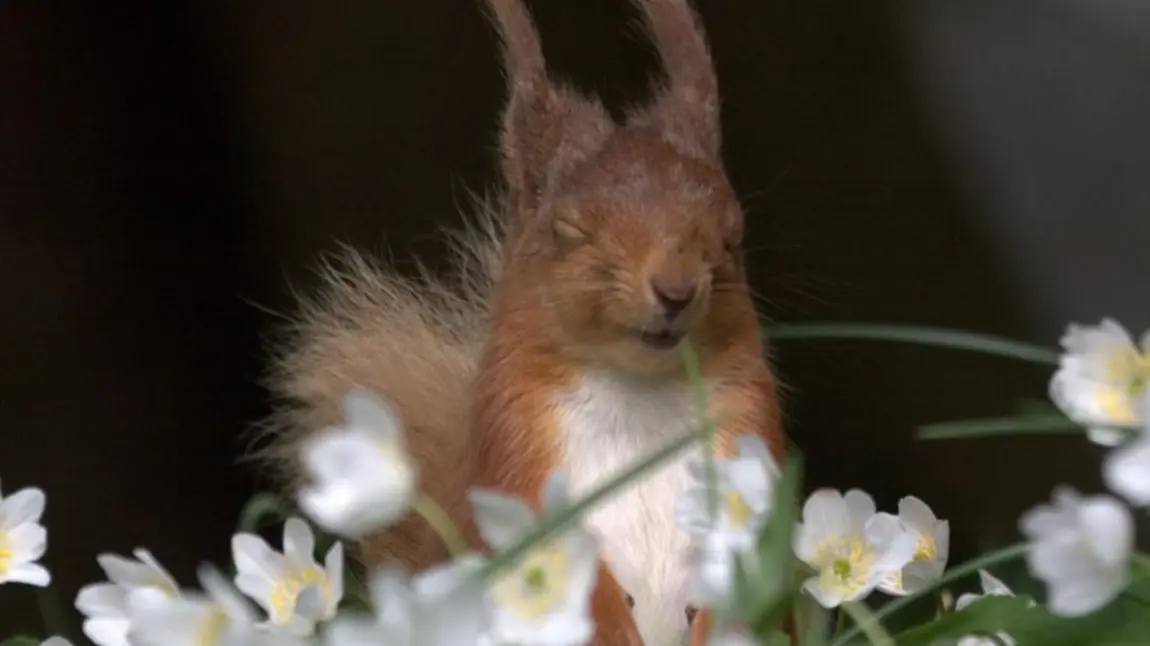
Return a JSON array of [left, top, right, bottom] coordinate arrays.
[[916, 415, 1082, 440], [765, 323, 1060, 366], [681, 340, 720, 525]]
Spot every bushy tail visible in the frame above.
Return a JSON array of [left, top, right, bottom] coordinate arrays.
[[255, 200, 504, 567]]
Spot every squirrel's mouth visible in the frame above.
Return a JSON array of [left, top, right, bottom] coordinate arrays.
[[636, 328, 685, 350]]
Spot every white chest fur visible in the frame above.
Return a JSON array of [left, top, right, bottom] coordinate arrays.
[[555, 370, 707, 646]]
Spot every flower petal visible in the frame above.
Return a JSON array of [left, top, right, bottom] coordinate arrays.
[[76, 583, 129, 618], [798, 489, 851, 541], [801, 576, 844, 609], [83, 617, 131, 646], [540, 471, 572, 512], [1077, 495, 1134, 568], [1103, 433, 1150, 506], [8, 522, 47, 563], [343, 389, 403, 443], [199, 563, 257, 624], [283, 517, 317, 566], [0, 487, 46, 528], [130, 549, 179, 593], [897, 496, 937, 533], [844, 489, 876, 530], [979, 569, 1014, 596], [231, 533, 286, 582], [467, 488, 537, 550], [1087, 427, 1131, 447], [3, 562, 51, 586], [324, 540, 345, 610], [1045, 569, 1127, 617]]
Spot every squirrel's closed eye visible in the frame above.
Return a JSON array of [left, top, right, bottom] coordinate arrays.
[[553, 218, 587, 244]]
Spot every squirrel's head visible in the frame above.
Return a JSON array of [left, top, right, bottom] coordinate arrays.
[[484, 0, 755, 375]]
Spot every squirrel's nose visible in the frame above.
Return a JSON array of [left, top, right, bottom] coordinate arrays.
[[652, 280, 696, 320]]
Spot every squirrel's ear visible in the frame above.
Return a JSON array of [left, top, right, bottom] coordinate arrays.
[[483, 0, 613, 229], [632, 0, 722, 162]]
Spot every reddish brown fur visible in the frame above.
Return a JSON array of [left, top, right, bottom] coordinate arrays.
[[260, 0, 791, 644]]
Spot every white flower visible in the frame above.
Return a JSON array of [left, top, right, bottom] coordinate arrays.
[[677, 435, 779, 542], [953, 570, 1027, 646], [1049, 318, 1150, 446], [468, 472, 599, 646], [42, 638, 73, 646], [127, 563, 286, 646], [232, 516, 344, 634], [297, 388, 417, 539], [1102, 394, 1150, 506], [793, 488, 915, 608], [321, 559, 491, 646], [676, 435, 779, 609], [0, 480, 50, 587], [876, 496, 949, 596], [1019, 486, 1133, 616], [75, 548, 181, 646]]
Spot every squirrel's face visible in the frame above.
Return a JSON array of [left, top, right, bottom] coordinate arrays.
[[529, 130, 749, 374], [486, 0, 754, 375]]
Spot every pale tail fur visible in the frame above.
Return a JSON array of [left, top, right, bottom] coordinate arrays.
[[257, 200, 505, 558]]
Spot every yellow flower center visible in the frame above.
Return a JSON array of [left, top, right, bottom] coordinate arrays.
[[268, 565, 330, 623], [193, 605, 229, 646], [1103, 349, 1150, 411], [913, 532, 936, 562], [1097, 386, 1137, 424], [0, 530, 11, 575], [812, 535, 875, 595], [725, 490, 752, 526], [491, 543, 569, 621]]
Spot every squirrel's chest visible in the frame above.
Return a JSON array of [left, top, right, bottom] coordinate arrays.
[[554, 372, 706, 646]]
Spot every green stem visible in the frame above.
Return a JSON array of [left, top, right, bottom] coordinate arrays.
[[477, 423, 711, 580], [765, 323, 1060, 365], [412, 492, 467, 557], [835, 608, 847, 635], [37, 585, 69, 640], [681, 340, 720, 526], [838, 600, 893, 646], [830, 542, 1031, 646]]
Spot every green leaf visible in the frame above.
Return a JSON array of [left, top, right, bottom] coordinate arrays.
[[765, 323, 1060, 365], [236, 492, 292, 534], [1001, 594, 1150, 646], [915, 414, 1082, 441], [1, 636, 43, 646], [892, 595, 1034, 645]]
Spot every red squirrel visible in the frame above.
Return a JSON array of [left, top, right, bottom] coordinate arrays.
[[260, 1, 788, 644]]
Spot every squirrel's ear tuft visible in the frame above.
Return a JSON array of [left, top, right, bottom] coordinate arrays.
[[483, 0, 613, 230], [631, 0, 722, 162]]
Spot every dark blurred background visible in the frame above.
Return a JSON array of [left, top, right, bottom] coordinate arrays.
[[3, 0, 1149, 637]]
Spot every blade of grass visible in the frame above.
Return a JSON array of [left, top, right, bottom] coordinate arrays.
[[829, 542, 1031, 646], [916, 415, 1082, 440], [681, 340, 720, 526], [765, 323, 1059, 366]]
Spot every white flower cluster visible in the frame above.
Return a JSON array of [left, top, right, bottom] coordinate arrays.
[[2, 319, 1147, 646]]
